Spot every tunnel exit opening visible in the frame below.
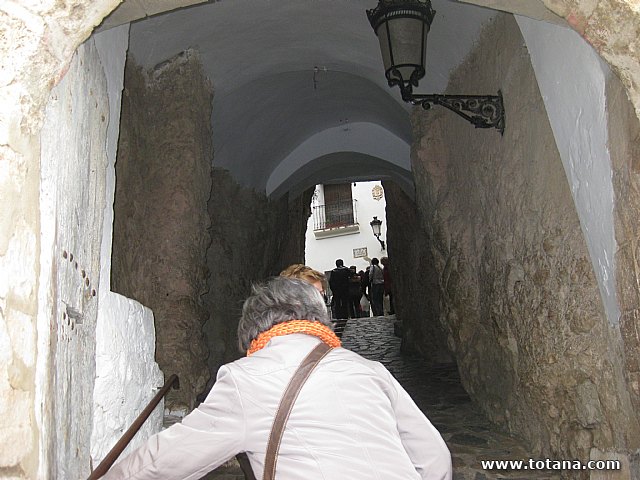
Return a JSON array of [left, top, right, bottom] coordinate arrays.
[[305, 181, 389, 275]]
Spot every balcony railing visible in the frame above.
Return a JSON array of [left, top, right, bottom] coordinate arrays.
[[312, 200, 358, 231]]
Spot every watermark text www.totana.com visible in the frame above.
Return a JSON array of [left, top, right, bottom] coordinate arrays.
[[481, 458, 621, 472]]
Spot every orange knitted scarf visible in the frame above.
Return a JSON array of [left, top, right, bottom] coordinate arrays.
[[247, 320, 341, 356]]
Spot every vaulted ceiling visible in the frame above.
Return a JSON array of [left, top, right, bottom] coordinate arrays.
[[102, 0, 564, 198]]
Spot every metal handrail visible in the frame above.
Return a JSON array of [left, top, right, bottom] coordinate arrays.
[[87, 374, 180, 479]]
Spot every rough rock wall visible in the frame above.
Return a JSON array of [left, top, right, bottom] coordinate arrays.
[[610, 61, 640, 428], [112, 52, 212, 412], [383, 181, 452, 363], [204, 169, 312, 376], [410, 12, 640, 470]]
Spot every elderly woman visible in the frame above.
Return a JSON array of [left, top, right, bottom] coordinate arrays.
[[102, 277, 452, 480]]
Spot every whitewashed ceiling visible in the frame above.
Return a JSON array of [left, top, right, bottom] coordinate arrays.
[[121, 0, 558, 197]]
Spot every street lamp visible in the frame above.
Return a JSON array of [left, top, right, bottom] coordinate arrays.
[[366, 0, 505, 133], [370, 216, 386, 250]]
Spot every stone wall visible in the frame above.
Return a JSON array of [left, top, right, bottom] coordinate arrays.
[[0, 2, 120, 476], [610, 56, 640, 429], [204, 169, 312, 376], [111, 51, 212, 412], [383, 181, 452, 363], [409, 12, 640, 471]]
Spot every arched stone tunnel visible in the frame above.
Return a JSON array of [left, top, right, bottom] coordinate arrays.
[[2, 0, 640, 479]]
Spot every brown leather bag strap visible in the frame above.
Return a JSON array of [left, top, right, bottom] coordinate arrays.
[[262, 342, 332, 480]]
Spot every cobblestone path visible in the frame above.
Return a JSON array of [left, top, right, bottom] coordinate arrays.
[[205, 315, 559, 479], [341, 316, 559, 480]]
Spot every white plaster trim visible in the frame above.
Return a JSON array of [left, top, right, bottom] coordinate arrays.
[[36, 100, 57, 480], [91, 24, 164, 465], [516, 16, 620, 325], [314, 225, 361, 239], [91, 292, 163, 463], [97, 24, 130, 293]]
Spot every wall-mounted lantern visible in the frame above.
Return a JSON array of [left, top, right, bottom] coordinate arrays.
[[370, 216, 386, 250], [366, 0, 505, 133]]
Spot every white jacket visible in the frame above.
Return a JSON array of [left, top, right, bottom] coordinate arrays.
[[103, 334, 452, 480]]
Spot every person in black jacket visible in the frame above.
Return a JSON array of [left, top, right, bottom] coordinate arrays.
[[358, 269, 370, 317], [329, 259, 351, 320], [369, 258, 385, 316], [347, 266, 362, 318]]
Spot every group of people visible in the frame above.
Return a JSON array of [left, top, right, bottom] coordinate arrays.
[[328, 257, 394, 319], [99, 263, 451, 480]]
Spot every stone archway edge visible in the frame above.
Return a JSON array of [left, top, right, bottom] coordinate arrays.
[[2, 0, 639, 145]]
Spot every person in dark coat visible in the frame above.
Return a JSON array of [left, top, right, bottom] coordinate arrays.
[[358, 269, 370, 317], [347, 266, 362, 318], [329, 259, 351, 320], [361, 267, 370, 299], [369, 258, 385, 316], [381, 257, 394, 315]]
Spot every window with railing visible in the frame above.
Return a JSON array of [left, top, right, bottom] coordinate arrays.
[[312, 199, 358, 230], [312, 183, 359, 234]]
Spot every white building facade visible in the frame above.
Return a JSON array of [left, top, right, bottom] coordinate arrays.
[[305, 181, 388, 274]]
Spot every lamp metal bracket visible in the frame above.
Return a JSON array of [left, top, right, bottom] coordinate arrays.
[[398, 81, 505, 134]]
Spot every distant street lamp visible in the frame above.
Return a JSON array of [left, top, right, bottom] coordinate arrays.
[[366, 0, 505, 133], [370, 216, 386, 250]]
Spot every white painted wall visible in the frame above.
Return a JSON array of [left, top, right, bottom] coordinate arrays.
[[40, 33, 117, 478], [91, 26, 164, 465], [35, 24, 164, 477], [517, 16, 620, 325], [305, 181, 388, 274]]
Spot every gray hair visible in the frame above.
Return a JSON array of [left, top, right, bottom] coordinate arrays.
[[237, 276, 332, 352]]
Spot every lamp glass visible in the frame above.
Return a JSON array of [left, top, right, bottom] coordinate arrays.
[[379, 15, 428, 85], [370, 217, 382, 237], [368, 1, 434, 88]]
